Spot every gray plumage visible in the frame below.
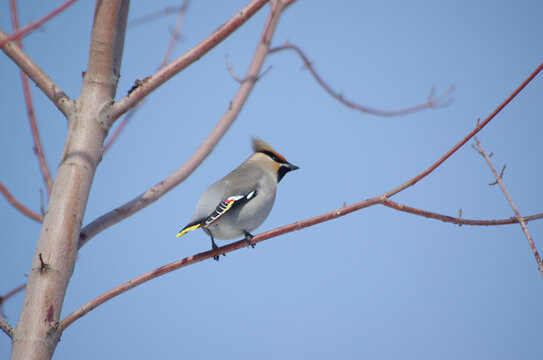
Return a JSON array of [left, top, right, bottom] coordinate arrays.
[[177, 138, 298, 257]]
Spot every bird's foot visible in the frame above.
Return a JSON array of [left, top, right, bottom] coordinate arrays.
[[244, 231, 255, 248], [211, 238, 225, 261]]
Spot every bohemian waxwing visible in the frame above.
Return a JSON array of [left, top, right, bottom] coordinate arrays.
[[177, 138, 299, 260]]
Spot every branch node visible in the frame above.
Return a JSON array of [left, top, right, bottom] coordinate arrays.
[[471, 142, 484, 156], [38, 253, 51, 274], [127, 76, 151, 96]]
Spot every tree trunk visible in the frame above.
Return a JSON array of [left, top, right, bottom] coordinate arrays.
[[10, 1, 129, 358]]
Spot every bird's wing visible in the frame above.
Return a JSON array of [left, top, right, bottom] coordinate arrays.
[[203, 190, 257, 228], [177, 165, 264, 238]]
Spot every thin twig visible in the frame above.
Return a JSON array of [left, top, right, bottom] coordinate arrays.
[[0, 182, 43, 222], [80, 0, 294, 249], [109, 0, 271, 124], [63, 60, 543, 329], [381, 199, 543, 226], [385, 62, 543, 198], [268, 43, 454, 116], [473, 137, 543, 279], [0, 0, 78, 48], [9, 0, 54, 197]]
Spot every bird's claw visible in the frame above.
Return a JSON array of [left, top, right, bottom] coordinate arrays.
[[244, 231, 255, 248]]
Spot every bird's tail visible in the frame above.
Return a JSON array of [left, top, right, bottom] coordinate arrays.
[[176, 223, 201, 238]]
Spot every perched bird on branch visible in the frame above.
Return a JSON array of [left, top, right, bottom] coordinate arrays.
[[177, 138, 299, 260]]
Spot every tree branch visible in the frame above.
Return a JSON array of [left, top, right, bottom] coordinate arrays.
[[268, 43, 454, 116], [0, 181, 43, 222], [0, 0, 78, 48], [10, 1, 130, 358], [109, 0, 271, 124], [385, 62, 543, 198], [79, 0, 295, 249], [381, 199, 543, 226], [473, 137, 543, 279], [62, 60, 543, 329], [9, 0, 54, 197], [0, 28, 72, 117], [61, 195, 543, 331]]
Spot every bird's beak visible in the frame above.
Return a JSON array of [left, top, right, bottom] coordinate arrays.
[[277, 162, 299, 182], [286, 163, 299, 171]]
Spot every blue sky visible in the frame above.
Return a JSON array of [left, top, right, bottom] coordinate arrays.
[[1, 1, 543, 359]]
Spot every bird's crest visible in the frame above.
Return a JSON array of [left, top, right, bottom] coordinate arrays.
[[252, 137, 287, 163]]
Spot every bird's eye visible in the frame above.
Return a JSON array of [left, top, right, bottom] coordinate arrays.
[[262, 150, 282, 163]]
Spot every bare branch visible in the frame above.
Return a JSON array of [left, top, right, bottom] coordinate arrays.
[[62, 193, 543, 330], [109, 0, 271, 124], [0, 182, 43, 222], [268, 43, 454, 116], [9, 0, 54, 197], [64, 194, 382, 330], [385, 62, 543, 198], [0, 28, 72, 117], [0, 0, 78, 48], [79, 0, 295, 249], [381, 199, 543, 226], [473, 137, 543, 279]]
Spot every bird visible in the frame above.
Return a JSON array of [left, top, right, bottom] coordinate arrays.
[[177, 138, 299, 260]]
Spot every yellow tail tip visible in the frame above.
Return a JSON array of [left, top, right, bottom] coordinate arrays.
[[176, 224, 200, 238]]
